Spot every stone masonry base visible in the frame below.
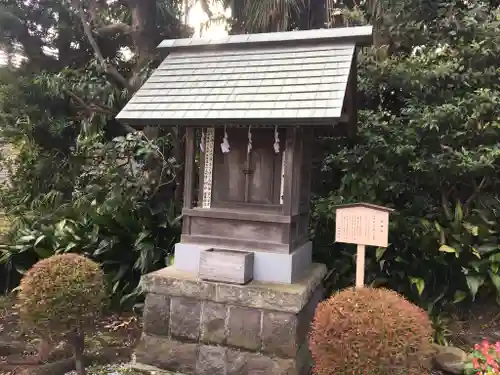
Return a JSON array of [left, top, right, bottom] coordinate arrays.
[[134, 263, 326, 375]]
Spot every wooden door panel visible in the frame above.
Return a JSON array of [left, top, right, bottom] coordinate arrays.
[[249, 146, 274, 204], [212, 127, 284, 206]]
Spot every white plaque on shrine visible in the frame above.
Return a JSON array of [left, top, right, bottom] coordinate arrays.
[[335, 203, 394, 248]]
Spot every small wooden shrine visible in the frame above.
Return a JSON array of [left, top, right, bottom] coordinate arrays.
[[117, 26, 373, 375], [118, 26, 373, 284]]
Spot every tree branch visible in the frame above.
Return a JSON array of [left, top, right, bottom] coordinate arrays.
[[66, 89, 136, 132], [464, 176, 489, 212], [0, 339, 32, 356], [440, 188, 453, 221], [73, 0, 133, 92], [120, 122, 137, 133], [199, 0, 213, 18], [65, 90, 107, 114], [96, 22, 132, 35], [86, 0, 132, 36]]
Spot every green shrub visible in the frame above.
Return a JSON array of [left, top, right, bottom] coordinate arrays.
[[18, 253, 106, 334], [309, 287, 433, 375], [18, 253, 107, 375]]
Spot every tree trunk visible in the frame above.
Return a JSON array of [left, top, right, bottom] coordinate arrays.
[[67, 330, 86, 375], [129, 0, 158, 70], [230, 0, 246, 34], [309, 0, 327, 29]]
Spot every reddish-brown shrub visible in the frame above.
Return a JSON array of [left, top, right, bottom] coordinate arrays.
[[18, 253, 106, 336], [309, 287, 433, 375]]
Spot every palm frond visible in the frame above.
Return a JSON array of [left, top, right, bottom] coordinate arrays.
[[244, 0, 305, 32], [199, 14, 231, 35], [156, 0, 181, 20]]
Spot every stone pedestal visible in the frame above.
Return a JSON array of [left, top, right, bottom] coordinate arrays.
[[134, 264, 326, 375], [174, 241, 313, 284]]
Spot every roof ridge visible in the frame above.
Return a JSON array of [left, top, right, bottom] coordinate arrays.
[[157, 26, 373, 52]]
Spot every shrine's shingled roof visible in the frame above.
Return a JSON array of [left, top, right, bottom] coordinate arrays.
[[116, 26, 373, 127]]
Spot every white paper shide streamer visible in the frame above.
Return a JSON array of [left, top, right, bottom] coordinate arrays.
[[273, 125, 280, 154], [247, 126, 252, 154], [200, 129, 205, 152], [220, 125, 230, 153]]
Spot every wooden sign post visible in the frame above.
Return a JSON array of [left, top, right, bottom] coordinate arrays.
[[334, 203, 394, 288]]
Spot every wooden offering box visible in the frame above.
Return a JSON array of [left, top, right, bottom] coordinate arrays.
[[199, 249, 254, 285]]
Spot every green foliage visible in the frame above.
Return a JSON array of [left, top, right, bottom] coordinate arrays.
[[431, 313, 452, 346], [0, 131, 181, 307], [313, 1, 500, 309], [310, 287, 434, 375], [18, 253, 106, 335], [0, 0, 187, 306], [2, 0, 500, 318]]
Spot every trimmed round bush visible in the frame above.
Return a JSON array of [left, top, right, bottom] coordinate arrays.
[[309, 287, 433, 375], [18, 253, 107, 335]]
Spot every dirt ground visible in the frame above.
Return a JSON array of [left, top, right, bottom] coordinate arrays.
[[447, 298, 500, 348], [0, 296, 143, 375]]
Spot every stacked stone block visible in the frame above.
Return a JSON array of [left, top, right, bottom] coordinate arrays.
[[134, 264, 326, 375]]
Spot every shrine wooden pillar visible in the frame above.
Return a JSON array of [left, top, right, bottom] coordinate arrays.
[[183, 127, 195, 210]]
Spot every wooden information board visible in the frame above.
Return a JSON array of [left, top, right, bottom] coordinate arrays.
[[335, 203, 394, 287]]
